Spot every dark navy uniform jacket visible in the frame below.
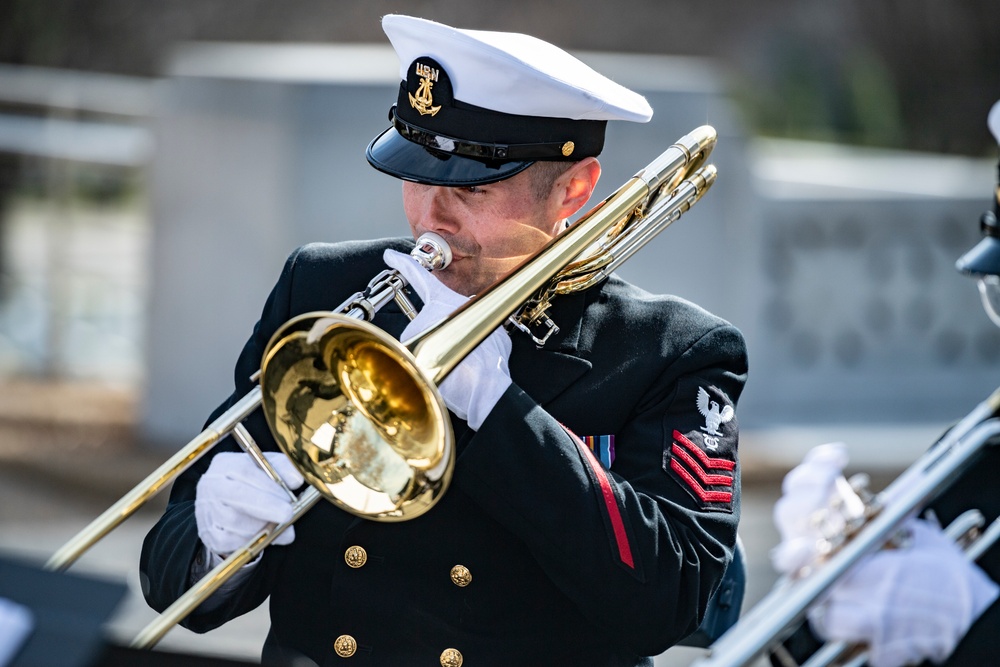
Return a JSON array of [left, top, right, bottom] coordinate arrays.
[[140, 237, 749, 667]]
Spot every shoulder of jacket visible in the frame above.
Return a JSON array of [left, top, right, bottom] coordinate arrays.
[[291, 237, 413, 263], [601, 275, 737, 331], [282, 237, 412, 276]]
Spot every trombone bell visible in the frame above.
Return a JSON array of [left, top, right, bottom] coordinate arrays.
[[260, 313, 454, 521]]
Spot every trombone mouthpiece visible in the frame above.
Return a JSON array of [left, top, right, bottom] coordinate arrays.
[[411, 232, 453, 271]]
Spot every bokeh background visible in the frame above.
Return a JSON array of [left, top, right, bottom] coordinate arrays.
[[0, 2, 998, 665], [4, 1, 999, 152]]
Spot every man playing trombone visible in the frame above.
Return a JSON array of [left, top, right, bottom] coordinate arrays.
[[139, 14, 748, 667]]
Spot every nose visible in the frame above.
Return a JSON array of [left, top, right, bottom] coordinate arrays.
[[406, 183, 461, 236]]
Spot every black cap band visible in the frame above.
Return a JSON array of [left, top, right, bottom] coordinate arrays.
[[391, 106, 603, 162], [393, 58, 606, 163]]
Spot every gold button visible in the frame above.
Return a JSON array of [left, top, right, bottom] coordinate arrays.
[[334, 634, 357, 658], [450, 564, 472, 587], [440, 648, 463, 667], [344, 546, 367, 569], [561, 141, 575, 157]]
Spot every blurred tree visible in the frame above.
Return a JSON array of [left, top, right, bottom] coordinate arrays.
[[0, 0, 997, 154]]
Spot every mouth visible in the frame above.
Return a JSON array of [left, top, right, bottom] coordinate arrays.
[[435, 254, 466, 277], [418, 231, 477, 259]]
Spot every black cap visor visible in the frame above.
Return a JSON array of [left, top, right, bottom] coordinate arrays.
[[366, 126, 533, 186], [367, 58, 606, 187], [956, 235, 1000, 277]]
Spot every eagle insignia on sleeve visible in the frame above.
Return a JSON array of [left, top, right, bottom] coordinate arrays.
[[664, 385, 737, 512], [697, 386, 735, 441]]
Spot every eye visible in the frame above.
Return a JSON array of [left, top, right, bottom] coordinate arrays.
[[465, 185, 485, 195]]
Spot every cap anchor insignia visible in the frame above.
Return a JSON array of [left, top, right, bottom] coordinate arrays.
[[409, 61, 441, 116]]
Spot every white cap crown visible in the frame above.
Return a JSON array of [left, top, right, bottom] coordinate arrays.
[[382, 15, 652, 123]]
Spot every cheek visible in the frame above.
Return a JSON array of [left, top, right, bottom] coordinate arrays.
[[476, 227, 552, 267], [401, 185, 438, 241], [488, 206, 557, 255], [401, 184, 419, 224], [480, 196, 543, 239]]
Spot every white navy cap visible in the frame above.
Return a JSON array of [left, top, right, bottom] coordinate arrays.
[[366, 15, 653, 186]]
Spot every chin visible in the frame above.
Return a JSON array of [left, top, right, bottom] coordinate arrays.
[[440, 260, 500, 297], [437, 271, 470, 296]]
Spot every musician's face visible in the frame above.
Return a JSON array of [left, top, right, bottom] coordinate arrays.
[[402, 165, 570, 296]]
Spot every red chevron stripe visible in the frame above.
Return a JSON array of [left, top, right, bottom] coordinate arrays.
[[671, 444, 734, 486], [670, 459, 733, 503], [673, 430, 735, 471]]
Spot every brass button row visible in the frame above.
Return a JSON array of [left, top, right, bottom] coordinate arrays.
[[338, 549, 468, 663], [334, 635, 462, 665], [345, 547, 471, 590]]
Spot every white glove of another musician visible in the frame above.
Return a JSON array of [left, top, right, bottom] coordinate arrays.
[[384, 249, 512, 431], [771, 442, 855, 575], [808, 518, 999, 667], [195, 452, 304, 558]]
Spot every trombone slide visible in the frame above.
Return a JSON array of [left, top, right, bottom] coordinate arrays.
[[45, 387, 264, 571], [131, 487, 323, 649]]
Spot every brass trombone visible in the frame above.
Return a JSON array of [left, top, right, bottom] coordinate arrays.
[[691, 386, 1000, 667], [783, 507, 1000, 667], [44, 233, 454, 572], [50, 125, 720, 646]]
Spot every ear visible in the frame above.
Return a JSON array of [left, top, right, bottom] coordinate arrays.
[[553, 157, 601, 220]]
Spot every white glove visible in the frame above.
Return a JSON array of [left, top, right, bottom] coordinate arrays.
[[808, 518, 999, 667], [771, 442, 856, 575], [195, 451, 304, 557], [384, 249, 512, 430]]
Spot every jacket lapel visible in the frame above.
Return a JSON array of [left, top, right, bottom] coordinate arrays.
[[508, 289, 592, 406]]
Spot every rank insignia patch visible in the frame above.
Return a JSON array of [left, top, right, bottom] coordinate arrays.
[[664, 385, 737, 511]]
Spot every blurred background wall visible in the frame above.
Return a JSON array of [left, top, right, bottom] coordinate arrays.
[[0, 0, 998, 469]]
